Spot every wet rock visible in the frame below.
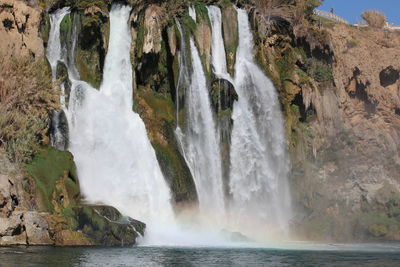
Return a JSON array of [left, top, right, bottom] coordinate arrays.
[[74, 205, 146, 246], [210, 78, 238, 113], [49, 110, 69, 151]]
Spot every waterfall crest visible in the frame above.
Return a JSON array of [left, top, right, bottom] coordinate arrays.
[[228, 9, 292, 239]]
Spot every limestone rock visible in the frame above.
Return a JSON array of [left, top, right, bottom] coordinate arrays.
[[0, 232, 27, 245], [0, 0, 44, 59], [167, 25, 177, 56], [0, 214, 23, 236], [143, 5, 163, 54], [24, 212, 53, 245], [221, 5, 238, 76], [53, 230, 93, 246], [194, 22, 211, 72]]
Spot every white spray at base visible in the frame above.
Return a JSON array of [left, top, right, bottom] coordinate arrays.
[[227, 9, 292, 240]]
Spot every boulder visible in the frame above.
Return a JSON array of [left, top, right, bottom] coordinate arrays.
[[24, 212, 54, 245], [0, 214, 23, 237], [74, 205, 146, 246], [210, 78, 238, 113]]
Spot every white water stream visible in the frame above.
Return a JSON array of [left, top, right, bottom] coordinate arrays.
[[227, 9, 292, 240]]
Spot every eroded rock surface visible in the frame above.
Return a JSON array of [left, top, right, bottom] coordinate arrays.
[[0, 0, 44, 59]]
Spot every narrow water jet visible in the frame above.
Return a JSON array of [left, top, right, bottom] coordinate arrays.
[[186, 38, 225, 225], [46, 7, 71, 150], [207, 6, 229, 79]]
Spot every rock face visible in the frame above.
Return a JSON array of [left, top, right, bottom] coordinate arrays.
[[221, 5, 238, 76], [253, 11, 400, 241], [143, 5, 163, 54], [23, 212, 53, 245], [0, 146, 145, 246], [0, 0, 44, 59], [3, 0, 400, 244]]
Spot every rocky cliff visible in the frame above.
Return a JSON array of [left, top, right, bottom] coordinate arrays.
[[252, 9, 400, 241], [1, 0, 400, 245]]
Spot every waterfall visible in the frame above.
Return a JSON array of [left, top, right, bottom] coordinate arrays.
[[207, 6, 229, 79], [47, 7, 70, 79], [174, 22, 225, 225], [46, 7, 70, 151], [228, 9, 292, 239], [46, 2, 292, 246], [186, 38, 225, 224], [59, 5, 174, 232], [188, 6, 197, 22]]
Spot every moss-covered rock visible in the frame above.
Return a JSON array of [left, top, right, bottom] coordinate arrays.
[[74, 205, 145, 246], [26, 147, 79, 213], [193, 3, 212, 75], [134, 89, 198, 205]]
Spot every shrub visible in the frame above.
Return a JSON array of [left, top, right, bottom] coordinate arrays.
[[346, 39, 359, 49], [361, 10, 387, 29], [0, 57, 58, 163], [305, 58, 333, 83]]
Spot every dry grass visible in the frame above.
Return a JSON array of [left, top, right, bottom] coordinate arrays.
[[0, 56, 58, 163], [253, 0, 321, 24], [361, 10, 387, 29]]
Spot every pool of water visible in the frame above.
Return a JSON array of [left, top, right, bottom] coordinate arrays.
[[1, 244, 400, 266]]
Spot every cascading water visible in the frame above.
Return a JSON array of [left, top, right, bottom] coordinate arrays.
[[46, 2, 292, 246], [68, 4, 173, 222], [46, 7, 71, 151], [228, 9, 292, 240], [47, 7, 70, 79], [207, 6, 229, 79], [51, 5, 175, 242], [188, 6, 197, 22], [179, 37, 226, 225]]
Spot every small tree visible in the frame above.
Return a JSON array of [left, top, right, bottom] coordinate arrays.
[[361, 10, 387, 28]]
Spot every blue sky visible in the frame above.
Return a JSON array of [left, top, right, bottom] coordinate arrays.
[[319, 0, 400, 25]]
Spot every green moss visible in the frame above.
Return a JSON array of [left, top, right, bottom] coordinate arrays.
[[26, 147, 78, 212], [276, 49, 297, 86], [76, 49, 102, 88], [135, 11, 148, 58], [305, 58, 333, 83], [194, 2, 211, 27], [139, 90, 175, 123], [368, 224, 388, 237], [152, 141, 197, 203], [181, 14, 197, 36]]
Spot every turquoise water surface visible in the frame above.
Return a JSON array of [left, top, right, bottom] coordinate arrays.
[[1, 243, 400, 266]]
